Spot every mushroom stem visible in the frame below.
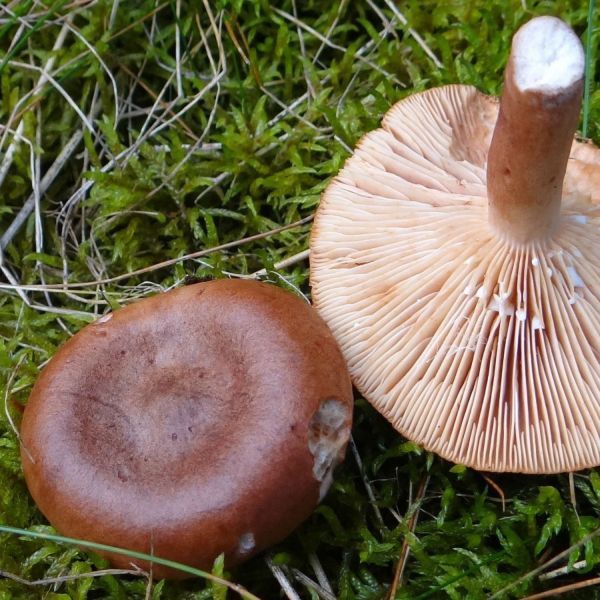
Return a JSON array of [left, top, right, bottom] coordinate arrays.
[[487, 16, 585, 243]]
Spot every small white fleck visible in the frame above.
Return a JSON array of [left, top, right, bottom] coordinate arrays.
[[569, 214, 588, 224], [568, 294, 580, 305], [489, 291, 514, 317], [463, 284, 475, 296], [516, 308, 527, 321], [531, 258, 540, 267], [476, 285, 489, 299], [567, 265, 585, 288], [546, 268, 553, 277], [238, 533, 255, 555], [572, 248, 582, 258], [95, 313, 112, 324], [464, 256, 475, 265], [532, 316, 544, 330]]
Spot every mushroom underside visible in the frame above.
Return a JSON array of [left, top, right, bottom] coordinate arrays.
[[311, 84, 600, 473]]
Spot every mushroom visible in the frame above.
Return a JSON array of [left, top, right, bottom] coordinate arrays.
[[310, 16, 600, 473], [20, 279, 353, 578]]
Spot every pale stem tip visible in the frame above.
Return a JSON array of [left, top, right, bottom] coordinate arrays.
[[512, 16, 585, 94]]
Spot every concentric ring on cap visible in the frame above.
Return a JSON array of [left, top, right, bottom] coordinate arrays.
[[21, 279, 353, 577]]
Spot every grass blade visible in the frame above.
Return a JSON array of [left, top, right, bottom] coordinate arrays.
[[0, 525, 261, 600], [582, 0, 596, 137]]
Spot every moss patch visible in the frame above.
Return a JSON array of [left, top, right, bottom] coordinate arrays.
[[0, 0, 599, 598]]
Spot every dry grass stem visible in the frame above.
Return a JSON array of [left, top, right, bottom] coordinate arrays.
[[539, 559, 587, 581], [0, 17, 72, 185], [250, 249, 310, 278], [3, 355, 31, 462], [271, 6, 404, 86], [0, 126, 88, 250], [266, 557, 302, 600], [381, 0, 443, 68], [308, 552, 334, 596], [0, 215, 313, 293], [350, 436, 386, 532], [490, 527, 600, 599], [291, 568, 337, 600], [522, 575, 600, 599], [0, 568, 148, 587]]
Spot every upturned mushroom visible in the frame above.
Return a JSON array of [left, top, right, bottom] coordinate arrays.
[[310, 16, 600, 473], [20, 279, 353, 578]]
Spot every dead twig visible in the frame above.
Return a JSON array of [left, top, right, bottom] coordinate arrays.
[[482, 474, 506, 513], [522, 575, 600, 599], [388, 475, 430, 599]]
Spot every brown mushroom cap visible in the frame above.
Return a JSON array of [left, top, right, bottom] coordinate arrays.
[[310, 44, 600, 472], [20, 279, 353, 578]]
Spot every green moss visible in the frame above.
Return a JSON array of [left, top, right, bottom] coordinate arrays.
[[0, 0, 598, 598]]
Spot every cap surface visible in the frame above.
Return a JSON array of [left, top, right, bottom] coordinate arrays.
[[310, 84, 600, 473], [21, 279, 353, 577]]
